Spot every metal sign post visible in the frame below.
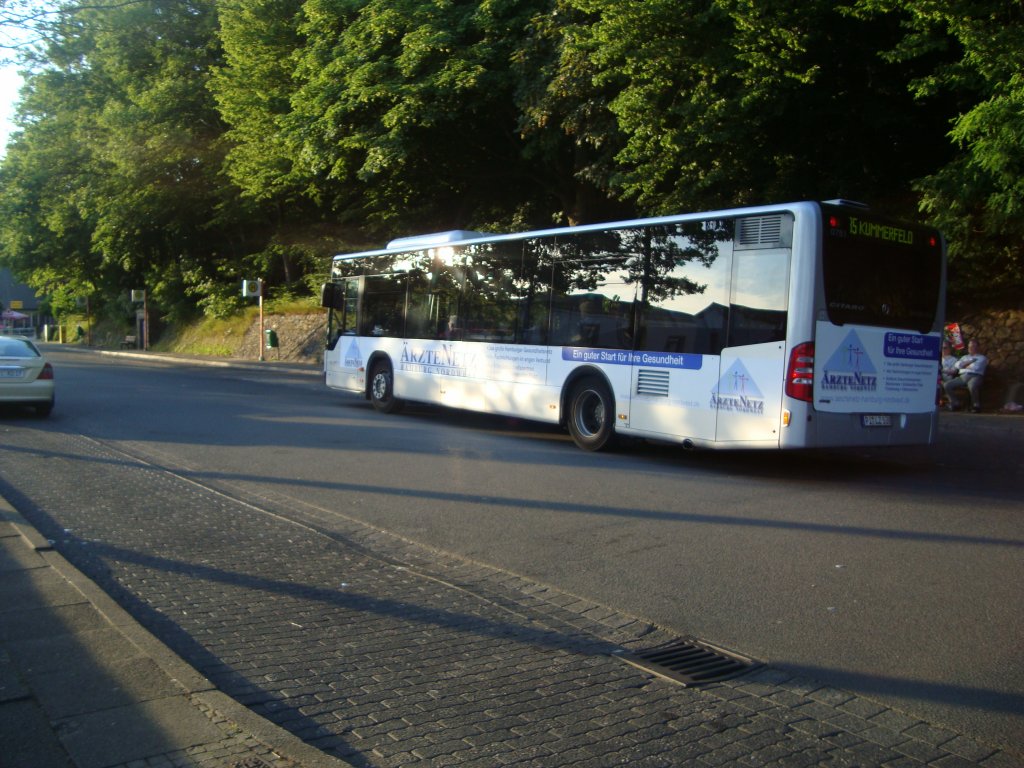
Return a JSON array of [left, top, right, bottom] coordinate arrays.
[[242, 279, 264, 361], [130, 289, 147, 349]]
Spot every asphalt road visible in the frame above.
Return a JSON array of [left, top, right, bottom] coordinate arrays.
[[3, 345, 1022, 757]]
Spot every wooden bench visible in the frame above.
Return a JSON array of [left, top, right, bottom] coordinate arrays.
[[120, 335, 137, 349]]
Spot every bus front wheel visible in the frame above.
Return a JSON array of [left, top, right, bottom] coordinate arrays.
[[568, 377, 615, 451], [369, 361, 403, 414]]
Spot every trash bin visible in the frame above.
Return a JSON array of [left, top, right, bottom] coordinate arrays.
[[264, 329, 279, 349]]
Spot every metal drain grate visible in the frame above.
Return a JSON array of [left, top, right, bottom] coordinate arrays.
[[613, 638, 761, 687], [231, 758, 273, 768]]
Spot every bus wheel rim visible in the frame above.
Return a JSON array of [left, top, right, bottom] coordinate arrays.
[[576, 390, 604, 437], [373, 372, 389, 401]]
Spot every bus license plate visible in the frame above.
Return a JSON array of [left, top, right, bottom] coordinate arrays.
[[861, 414, 892, 427]]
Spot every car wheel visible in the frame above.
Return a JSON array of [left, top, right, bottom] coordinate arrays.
[[567, 377, 615, 451], [369, 360, 403, 414]]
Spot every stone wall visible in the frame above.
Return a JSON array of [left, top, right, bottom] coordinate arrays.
[[951, 308, 1024, 407], [236, 313, 325, 363]]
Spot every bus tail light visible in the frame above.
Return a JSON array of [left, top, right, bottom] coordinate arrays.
[[785, 342, 814, 402]]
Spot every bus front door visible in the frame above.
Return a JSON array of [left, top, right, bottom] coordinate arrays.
[[324, 278, 362, 392]]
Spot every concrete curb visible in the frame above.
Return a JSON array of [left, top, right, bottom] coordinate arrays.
[[43, 342, 322, 376]]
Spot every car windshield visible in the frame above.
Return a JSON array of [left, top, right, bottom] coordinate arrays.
[[0, 340, 39, 357]]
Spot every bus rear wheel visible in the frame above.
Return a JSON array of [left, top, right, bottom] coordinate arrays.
[[568, 377, 615, 451], [369, 360, 403, 414]]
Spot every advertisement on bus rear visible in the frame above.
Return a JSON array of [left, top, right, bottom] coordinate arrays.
[[814, 322, 940, 413]]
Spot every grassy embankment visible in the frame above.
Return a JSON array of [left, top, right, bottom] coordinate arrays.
[[63, 298, 320, 357]]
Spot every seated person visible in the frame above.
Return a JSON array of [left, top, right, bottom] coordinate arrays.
[[940, 342, 958, 383], [943, 339, 988, 412]]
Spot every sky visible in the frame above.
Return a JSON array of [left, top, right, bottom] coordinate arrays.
[[1, 0, 51, 151]]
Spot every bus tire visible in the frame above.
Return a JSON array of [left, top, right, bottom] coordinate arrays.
[[568, 377, 615, 451], [369, 360, 403, 414]]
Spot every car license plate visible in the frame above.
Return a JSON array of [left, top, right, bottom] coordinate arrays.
[[861, 414, 891, 427], [0, 368, 25, 378]]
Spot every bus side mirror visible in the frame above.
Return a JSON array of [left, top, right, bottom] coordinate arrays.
[[321, 282, 344, 310]]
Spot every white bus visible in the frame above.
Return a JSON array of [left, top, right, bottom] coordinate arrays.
[[321, 200, 945, 451]]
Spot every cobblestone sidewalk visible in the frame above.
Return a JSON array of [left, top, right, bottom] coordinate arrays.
[[0, 425, 1018, 768]]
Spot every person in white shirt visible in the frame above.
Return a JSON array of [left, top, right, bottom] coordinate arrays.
[[943, 339, 989, 412]]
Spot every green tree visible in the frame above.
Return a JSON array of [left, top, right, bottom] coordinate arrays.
[[0, 40, 110, 313], [850, 0, 1024, 299], [512, 0, 631, 225], [80, 0, 239, 321], [287, 0, 557, 232], [557, 0, 951, 217], [0, 0, 279, 324], [211, 0, 307, 204], [210, 0, 355, 297], [4, 0, 1018, 322]]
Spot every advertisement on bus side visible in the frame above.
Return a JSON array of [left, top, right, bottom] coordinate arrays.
[[396, 340, 552, 384]]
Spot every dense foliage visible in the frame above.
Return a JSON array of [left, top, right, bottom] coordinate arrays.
[[0, 0, 1021, 326]]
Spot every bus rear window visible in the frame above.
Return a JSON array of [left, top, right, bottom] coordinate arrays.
[[821, 205, 942, 334]]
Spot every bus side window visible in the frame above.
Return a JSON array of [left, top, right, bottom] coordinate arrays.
[[637, 221, 732, 356], [548, 290, 575, 346], [362, 274, 407, 337], [727, 249, 790, 348], [405, 268, 434, 339], [517, 292, 550, 345], [459, 242, 521, 342], [519, 243, 553, 345]]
